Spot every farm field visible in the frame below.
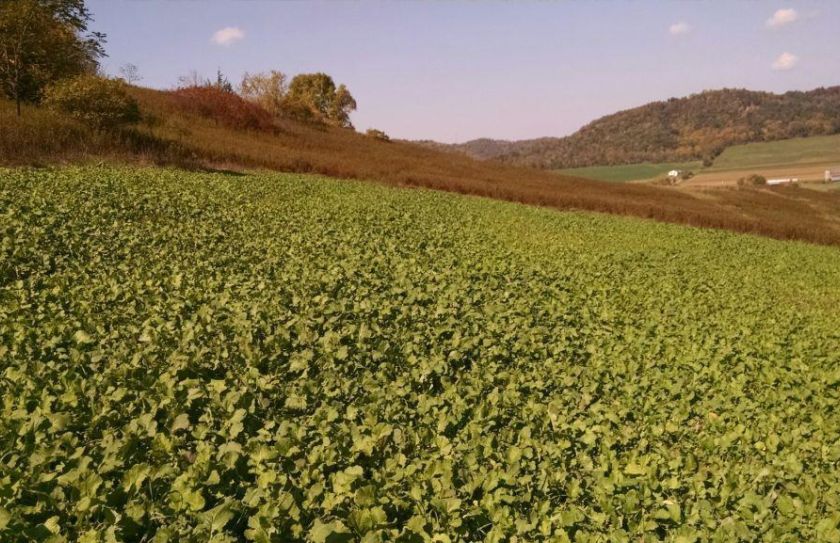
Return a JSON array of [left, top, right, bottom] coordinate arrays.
[[684, 134, 840, 187], [686, 163, 837, 187], [707, 134, 840, 172], [556, 162, 702, 183], [555, 135, 840, 186], [2, 166, 840, 542]]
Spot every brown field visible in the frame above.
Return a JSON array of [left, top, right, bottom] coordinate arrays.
[[4, 87, 840, 247]]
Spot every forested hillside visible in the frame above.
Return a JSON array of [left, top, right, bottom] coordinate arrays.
[[429, 87, 840, 168]]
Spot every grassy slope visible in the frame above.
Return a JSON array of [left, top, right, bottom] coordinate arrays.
[[709, 133, 840, 171], [3, 166, 840, 540], [4, 91, 840, 246], [556, 161, 702, 182], [683, 134, 840, 186]]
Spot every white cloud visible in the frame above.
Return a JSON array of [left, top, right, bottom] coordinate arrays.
[[766, 8, 798, 28], [212, 27, 245, 46], [668, 22, 691, 36], [772, 52, 799, 71]]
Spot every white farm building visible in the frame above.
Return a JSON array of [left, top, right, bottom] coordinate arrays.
[[767, 178, 799, 186]]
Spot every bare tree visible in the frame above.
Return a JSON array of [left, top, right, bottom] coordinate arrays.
[[177, 70, 206, 88], [119, 62, 141, 84]]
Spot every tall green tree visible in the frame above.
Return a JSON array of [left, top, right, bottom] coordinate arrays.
[[285, 72, 356, 128], [0, 0, 105, 115]]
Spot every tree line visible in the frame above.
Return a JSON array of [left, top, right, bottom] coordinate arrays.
[[193, 69, 357, 129]]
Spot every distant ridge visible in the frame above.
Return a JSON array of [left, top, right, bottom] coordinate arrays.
[[419, 86, 840, 169], [411, 138, 517, 161]]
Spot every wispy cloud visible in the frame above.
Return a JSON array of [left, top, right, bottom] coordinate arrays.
[[766, 8, 798, 28], [668, 22, 691, 36], [212, 26, 245, 46], [772, 52, 799, 71]]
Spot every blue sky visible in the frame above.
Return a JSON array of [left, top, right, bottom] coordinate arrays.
[[89, 1, 840, 143]]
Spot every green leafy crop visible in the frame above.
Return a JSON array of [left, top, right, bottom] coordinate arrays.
[[1, 167, 839, 542]]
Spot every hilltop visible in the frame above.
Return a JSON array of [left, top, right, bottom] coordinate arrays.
[[427, 86, 840, 169]]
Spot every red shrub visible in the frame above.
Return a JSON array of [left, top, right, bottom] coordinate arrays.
[[170, 86, 276, 132]]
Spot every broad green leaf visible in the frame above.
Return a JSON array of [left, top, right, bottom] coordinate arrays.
[[308, 519, 352, 543]]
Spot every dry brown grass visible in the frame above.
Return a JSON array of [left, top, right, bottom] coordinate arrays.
[[0, 97, 194, 166], [4, 87, 840, 247], [1, 102, 99, 162]]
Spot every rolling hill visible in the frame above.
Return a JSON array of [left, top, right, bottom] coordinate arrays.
[[708, 132, 840, 172], [4, 87, 840, 246], [552, 133, 840, 184], [429, 86, 840, 169], [684, 133, 840, 187]]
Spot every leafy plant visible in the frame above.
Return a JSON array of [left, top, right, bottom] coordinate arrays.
[[0, 166, 839, 541]]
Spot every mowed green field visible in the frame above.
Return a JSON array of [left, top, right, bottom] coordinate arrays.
[[2, 167, 840, 542], [557, 162, 702, 183], [560, 134, 840, 185], [708, 133, 840, 172]]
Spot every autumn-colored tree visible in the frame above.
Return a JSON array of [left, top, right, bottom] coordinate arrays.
[[284, 72, 356, 128], [330, 84, 357, 128], [239, 70, 287, 115], [42, 74, 140, 129], [0, 0, 105, 115]]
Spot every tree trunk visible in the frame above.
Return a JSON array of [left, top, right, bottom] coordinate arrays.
[[16, 94, 21, 116]]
